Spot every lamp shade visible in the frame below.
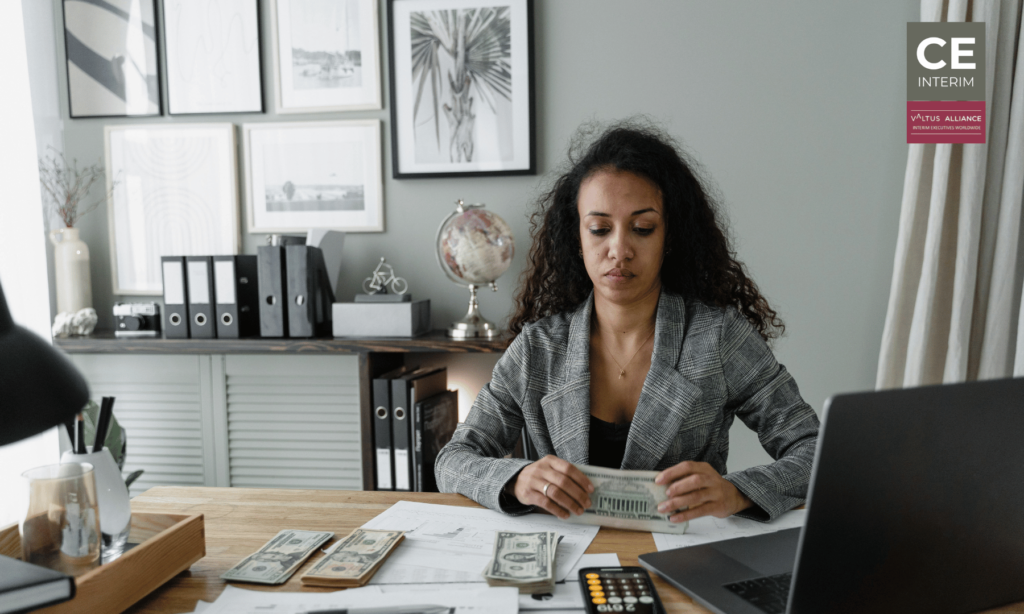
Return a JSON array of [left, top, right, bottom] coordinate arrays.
[[0, 279, 89, 446]]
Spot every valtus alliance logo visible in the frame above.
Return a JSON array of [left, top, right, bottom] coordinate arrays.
[[907, 22, 986, 144]]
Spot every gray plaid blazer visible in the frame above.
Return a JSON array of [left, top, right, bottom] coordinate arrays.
[[435, 290, 820, 522]]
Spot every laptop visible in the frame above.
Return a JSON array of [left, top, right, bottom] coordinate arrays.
[[639, 377, 1024, 614]]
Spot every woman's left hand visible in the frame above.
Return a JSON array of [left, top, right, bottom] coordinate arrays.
[[654, 461, 753, 523]]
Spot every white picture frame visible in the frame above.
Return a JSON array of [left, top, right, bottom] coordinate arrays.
[[163, 0, 264, 115], [271, 0, 382, 113], [105, 124, 240, 295], [243, 120, 384, 233]]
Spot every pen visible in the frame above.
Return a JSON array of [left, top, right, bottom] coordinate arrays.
[[300, 606, 452, 614], [94, 396, 114, 453], [75, 414, 85, 454]]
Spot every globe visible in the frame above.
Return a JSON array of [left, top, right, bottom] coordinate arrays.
[[435, 201, 515, 338]]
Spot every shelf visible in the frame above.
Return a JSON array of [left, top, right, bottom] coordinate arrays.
[[56, 330, 507, 354]]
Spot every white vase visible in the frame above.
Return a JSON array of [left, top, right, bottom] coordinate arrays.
[[49, 227, 93, 314], [61, 449, 131, 560]]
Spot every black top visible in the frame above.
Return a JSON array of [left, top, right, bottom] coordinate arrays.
[[588, 415, 631, 469]]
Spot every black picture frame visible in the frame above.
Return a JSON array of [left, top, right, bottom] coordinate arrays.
[[387, 0, 536, 179], [62, 0, 163, 119], [163, 0, 266, 116]]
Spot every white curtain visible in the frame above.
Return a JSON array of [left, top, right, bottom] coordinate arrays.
[[877, 0, 1024, 389]]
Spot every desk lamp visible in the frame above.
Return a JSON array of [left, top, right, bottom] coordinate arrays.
[[0, 278, 89, 446]]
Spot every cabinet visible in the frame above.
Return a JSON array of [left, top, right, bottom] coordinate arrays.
[[59, 332, 504, 494]]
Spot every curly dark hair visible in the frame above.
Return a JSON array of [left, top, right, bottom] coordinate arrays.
[[508, 120, 784, 342]]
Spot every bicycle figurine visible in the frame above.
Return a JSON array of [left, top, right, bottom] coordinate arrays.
[[362, 257, 408, 294]]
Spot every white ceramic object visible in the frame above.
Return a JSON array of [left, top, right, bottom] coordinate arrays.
[[49, 227, 93, 314], [61, 449, 131, 559]]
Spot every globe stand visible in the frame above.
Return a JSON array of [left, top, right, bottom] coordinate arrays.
[[449, 284, 500, 339]]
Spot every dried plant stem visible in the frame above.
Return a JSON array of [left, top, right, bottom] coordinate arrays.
[[38, 147, 115, 228]]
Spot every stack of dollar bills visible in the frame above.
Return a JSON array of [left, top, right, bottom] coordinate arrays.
[[221, 530, 334, 585], [300, 528, 405, 588], [482, 531, 560, 594]]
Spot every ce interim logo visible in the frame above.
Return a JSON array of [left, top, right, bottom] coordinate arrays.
[[907, 22, 986, 144]]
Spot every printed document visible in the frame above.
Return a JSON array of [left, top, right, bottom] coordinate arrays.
[[358, 501, 600, 584], [652, 509, 806, 551]]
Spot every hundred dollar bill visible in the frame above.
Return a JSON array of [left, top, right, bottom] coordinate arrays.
[[221, 529, 334, 585], [300, 528, 405, 587], [569, 463, 689, 534], [483, 531, 557, 594]]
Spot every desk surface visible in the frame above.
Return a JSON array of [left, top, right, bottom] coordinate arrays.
[[126, 487, 1023, 614]]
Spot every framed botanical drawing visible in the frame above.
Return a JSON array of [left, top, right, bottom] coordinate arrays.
[[271, 0, 382, 113], [62, 0, 162, 118], [105, 124, 239, 295], [243, 120, 384, 233], [388, 0, 535, 178], [163, 0, 264, 114]]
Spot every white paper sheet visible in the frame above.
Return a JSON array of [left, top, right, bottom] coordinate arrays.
[[200, 584, 517, 614], [359, 501, 600, 584], [652, 509, 807, 551]]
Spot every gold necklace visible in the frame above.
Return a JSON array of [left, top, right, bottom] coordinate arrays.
[[602, 326, 656, 379]]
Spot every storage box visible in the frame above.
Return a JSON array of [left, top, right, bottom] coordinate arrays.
[[333, 300, 430, 337], [0, 512, 205, 614]]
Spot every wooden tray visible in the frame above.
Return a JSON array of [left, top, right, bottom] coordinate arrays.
[[0, 512, 205, 614]]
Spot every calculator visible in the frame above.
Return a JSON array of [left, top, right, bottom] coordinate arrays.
[[577, 566, 666, 613]]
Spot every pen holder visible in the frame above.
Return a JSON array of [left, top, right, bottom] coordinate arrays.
[[61, 449, 131, 560]]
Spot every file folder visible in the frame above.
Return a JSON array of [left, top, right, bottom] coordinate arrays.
[[286, 246, 334, 338], [257, 245, 287, 337], [214, 255, 259, 338], [161, 256, 189, 339], [186, 256, 216, 338], [391, 367, 446, 492], [414, 389, 458, 493], [372, 365, 415, 491]]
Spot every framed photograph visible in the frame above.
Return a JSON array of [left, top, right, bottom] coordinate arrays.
[[62, 0, 162, 118], [388, 0, 535, 178], [105, 124, 239, 295], [163, 0, 264, 114], [271, 0, 382, 113], [243, 120, 384, 233]]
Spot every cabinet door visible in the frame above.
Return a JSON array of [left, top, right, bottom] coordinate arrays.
[[221, 355, 362, 490], [69, 355, 216, 497]]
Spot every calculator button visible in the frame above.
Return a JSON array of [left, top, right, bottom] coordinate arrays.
[[596, 606, 609, 613], [588, 579, 602, 585], [611, 605, 624, 612], [592, 597, 607, 604], [590, 591, 605, 597], [639, 596, 654, 604], [623, 596, 638, 604], [586, 573, 600, 579], [608, 597, 623, 604]]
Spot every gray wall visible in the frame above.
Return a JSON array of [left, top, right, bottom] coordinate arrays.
[[38, 1, 918, 470]]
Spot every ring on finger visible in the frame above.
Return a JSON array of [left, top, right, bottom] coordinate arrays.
[[542, 483, 551, 498]]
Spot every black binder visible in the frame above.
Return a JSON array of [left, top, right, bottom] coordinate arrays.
[[186, 256, 215, 338], [286, 245, 334, 337], [257, 245, 287, 337], [391, 367, 446, 492], [372, 365, 414, 491], [161, 256, 189, 339], [414, 390, 459, 492], [213, 255, 259, 338]]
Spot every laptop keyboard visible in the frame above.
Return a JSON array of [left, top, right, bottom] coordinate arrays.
[[723, 572, 793, 614]]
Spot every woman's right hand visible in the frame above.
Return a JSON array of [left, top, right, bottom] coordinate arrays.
[[511, 455, 594, 519]]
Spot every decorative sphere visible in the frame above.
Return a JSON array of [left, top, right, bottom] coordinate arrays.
[[436, 206, 514, 285]]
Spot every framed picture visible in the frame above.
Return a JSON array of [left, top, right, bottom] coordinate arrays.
[[387, 0, 535, 178], [243, 120, 384, 233], [271, 0, 382, 113], [62, 0, 162, 118], [105, 124, 239, 295], [163, 0, 264, 114]]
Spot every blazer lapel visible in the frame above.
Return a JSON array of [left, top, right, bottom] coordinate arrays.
[[622, 292, 704, 470], [540, 296, 593, 465]]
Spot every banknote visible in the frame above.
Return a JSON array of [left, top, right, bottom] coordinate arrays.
[[221, 529, 334, 585], [300, 528, 405, 587], [568, 463, 689, 534], [483, 531, 559, 594]]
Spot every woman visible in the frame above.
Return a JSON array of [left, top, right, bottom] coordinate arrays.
[[434, 123, 819, 524]]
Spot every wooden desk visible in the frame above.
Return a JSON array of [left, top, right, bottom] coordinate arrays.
[[125, 487, 1023, 614]]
